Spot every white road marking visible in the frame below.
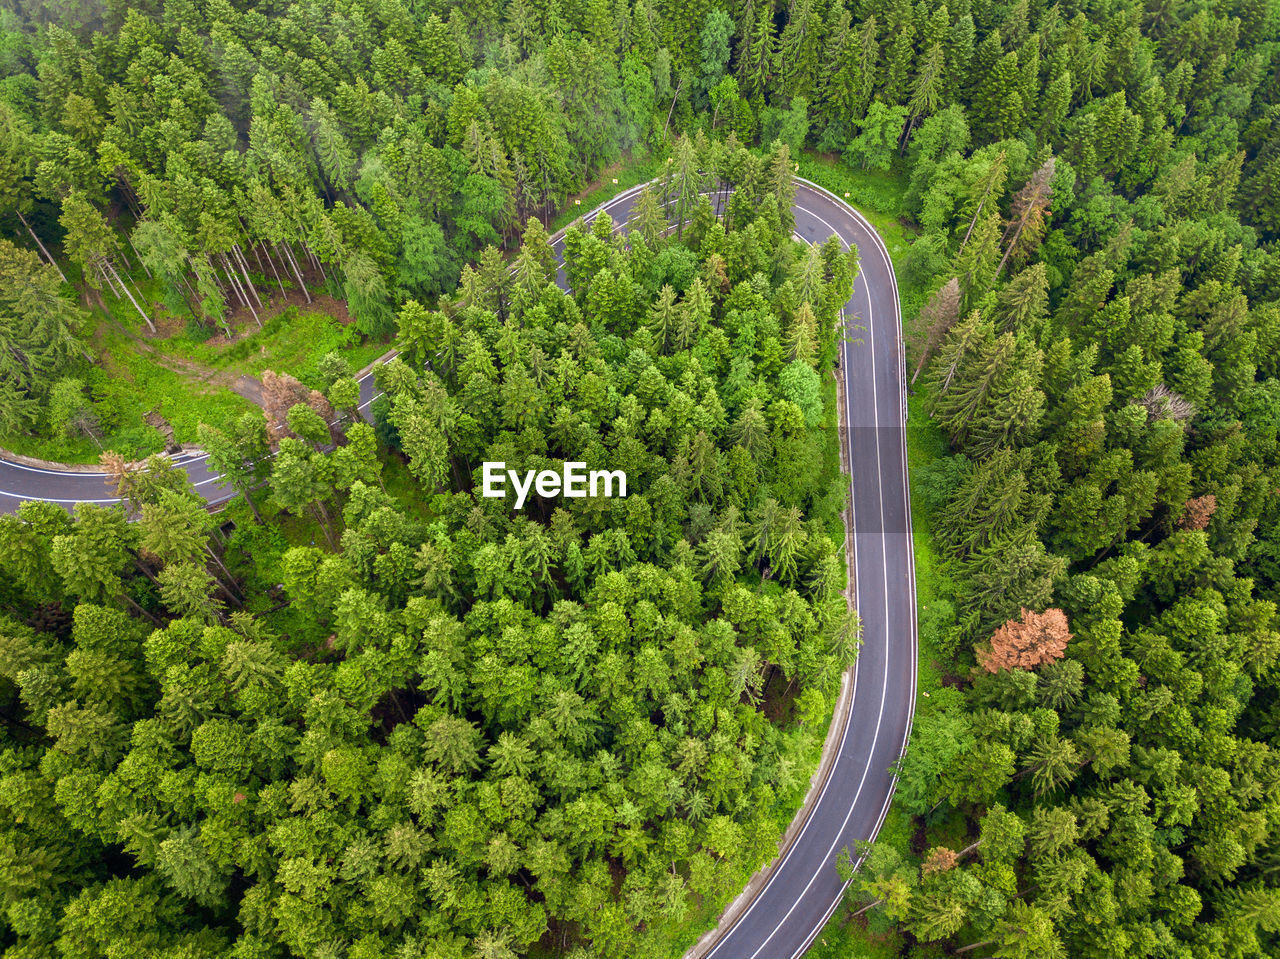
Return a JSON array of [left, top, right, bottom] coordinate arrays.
[[0, 490, 122, 503], [699, 182, 917, 959]]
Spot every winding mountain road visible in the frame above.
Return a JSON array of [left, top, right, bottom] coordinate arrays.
[[0, 179, 918, 959]]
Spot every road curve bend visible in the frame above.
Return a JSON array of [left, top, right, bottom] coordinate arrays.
[[0, 179, 919, 959]]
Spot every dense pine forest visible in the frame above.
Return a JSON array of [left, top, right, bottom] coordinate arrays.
[[1, 155, 860, 957], [1, 0, 1279, 957]]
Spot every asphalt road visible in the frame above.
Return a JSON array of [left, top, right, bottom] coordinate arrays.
[[0, 180, 918, 959]]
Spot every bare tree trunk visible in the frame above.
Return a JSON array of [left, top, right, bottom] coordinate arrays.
[[278, 242, 311, 303], [249, 241, 266, 274], [18, 210, 68, 283], [957, 195, 989, 255], [111, 263, 157, 335], [248, 241, 280, 302], [104, 260, 155, 333], [312, 501, 337, 550], [243, 490, 264, 524], [203, 255, 228, 297], [98, 261, 123, 299], [132, 555, 161, 585], [232, 244, 264, 310], [224, 265, 248, 308], [223, 254, 260, 327], [114, 172, 142, 219], [262, 246, 287, 300], [305, 244, 328, 283], [127, 234, 153, 279], [122, 593, 162, 626], [664, 76, 684, 142], [849, 897, 884, 919], [116, 240, 136, 273], [204, 545, 244, 604], [224, 258, 253, 317], [899, 114, 916, 155], [176, 272, 201, 318], [954, 939, 996, 955], [220, 256, 247, 307]]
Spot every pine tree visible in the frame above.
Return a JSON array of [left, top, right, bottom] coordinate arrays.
[[60, 192, 154, 332], [738, 6, 777, 102], [995, 156, 1055, 278], [903, 44, 947, 150], [912, 277, 962, 383], [931, 316, 1045, 454], [993, 262, 1049, 334], [198, 414, 269, 522], [0, 240, 85, 430], [974, 51, 1023, 141], [776, 0, 819, 98], [884, 25, 917, 105], [944, 14, 975, 102]]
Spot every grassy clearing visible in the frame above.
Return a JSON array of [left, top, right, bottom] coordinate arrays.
[[1, 291, 387, 462], [0, 424, 149, 466], [805, 921, 908, 959], [550, 151, 660, 232], [90, 323, 256, 440], [379, 447, 443, 523], [162, 307, 392, 384], [0, 315, 256, 464], [798, 154, 908, 228]]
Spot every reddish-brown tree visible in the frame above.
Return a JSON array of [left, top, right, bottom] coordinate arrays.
[[262, 370, 311, 442], [922, 846, 959, 875], [1179, 494, 1217, 530], [977, 607, 1072, 673]]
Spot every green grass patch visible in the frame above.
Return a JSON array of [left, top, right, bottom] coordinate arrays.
[[804, 920, 908, 959], [797, 154, 907, 229], [0, 320, 256, 463], [379, 447, 441, 523], [92, 324, 255, 445], [162, 308, 391, 384], [550, 151, 660, 233], [0, 428, 145, 466]]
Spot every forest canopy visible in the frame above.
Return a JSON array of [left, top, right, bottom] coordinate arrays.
[[0, 148, 862, 957], [1, 0, 1280, 955]]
